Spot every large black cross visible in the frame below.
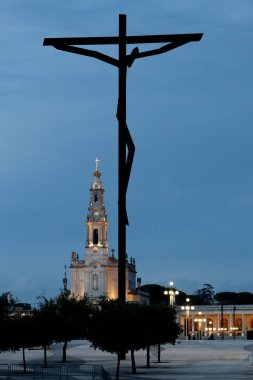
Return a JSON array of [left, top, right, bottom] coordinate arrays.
[[43, 14, 203, 303]]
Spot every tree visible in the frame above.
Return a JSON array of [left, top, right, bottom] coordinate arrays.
[[0, 293, 93, 370], [235, 292, 253, 304], [139, 284, 167, 304], [87, 299, 180, 380], [87, 299, 131, 380], [55, 293, 93, 362], [34, 296, 60, 367], [0, 292, 16, 321], [215, 291, 253, 305], [0, 293, 37, 373], [194, 284, 215, 305], [35, 293, 94, 364], [0, 316, 41, 373], [215, 291, 236, 305], [173, 290, 188, 306], [136, 304, 181, 368], [140, 283, 187, 306], [16, 317, 41, 372]]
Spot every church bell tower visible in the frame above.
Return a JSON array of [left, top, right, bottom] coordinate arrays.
[[85, 158, 108, 255], [70, 158, 139, 301]]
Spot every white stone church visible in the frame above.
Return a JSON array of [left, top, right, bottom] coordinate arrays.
[[70, 159, 148, 303]]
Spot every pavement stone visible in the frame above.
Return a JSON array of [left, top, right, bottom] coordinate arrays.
[[0, 339, 253, 379]]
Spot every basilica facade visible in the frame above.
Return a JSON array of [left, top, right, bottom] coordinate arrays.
[[70, 159, 147, 303]]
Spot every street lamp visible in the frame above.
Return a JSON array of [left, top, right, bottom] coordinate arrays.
[[194, 312, 206, 341], [164, 281, 179, 306], [181, 298, 195, 339]]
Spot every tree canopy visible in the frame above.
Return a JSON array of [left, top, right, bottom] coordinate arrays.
[[87, 298, 180, 379], [215, 291, 253, 305], [0, 292, 16, 321]]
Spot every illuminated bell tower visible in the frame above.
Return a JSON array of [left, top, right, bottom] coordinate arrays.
[[70, 158, 117, 300], [70, 158, 139, 301], [85, 158, 108, 256]]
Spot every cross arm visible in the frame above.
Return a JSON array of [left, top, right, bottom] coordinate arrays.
[[45, 43, 119, 67], [43, 33, 202, 46], [127, 40, 197, 67]]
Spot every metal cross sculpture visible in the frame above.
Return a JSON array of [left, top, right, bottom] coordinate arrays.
[[43, 14, 203, 303]]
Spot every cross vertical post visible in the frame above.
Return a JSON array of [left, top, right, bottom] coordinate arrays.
[[118, 14, 127, 302]]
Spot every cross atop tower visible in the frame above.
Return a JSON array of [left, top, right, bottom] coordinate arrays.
[[95, 157, 100, 171]]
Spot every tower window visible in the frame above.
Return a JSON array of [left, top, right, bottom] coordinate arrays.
[[92, 274, 98, 290], [94, 194, 98, 202], [93, 229, 98, 244]]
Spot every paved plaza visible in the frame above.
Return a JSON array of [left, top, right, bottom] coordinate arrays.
[[0, 338, 253, 379]]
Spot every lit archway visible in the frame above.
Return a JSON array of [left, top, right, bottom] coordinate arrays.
[[221, 318, 228, 331], [207, 318, 214, 333], [235, 317, 242, 330]]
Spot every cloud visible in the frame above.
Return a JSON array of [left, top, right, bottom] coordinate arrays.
[[233, 194, 253, 209]]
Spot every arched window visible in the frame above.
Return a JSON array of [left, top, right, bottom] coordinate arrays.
[[221, 318, 228, 330], [92, 274, 98, 290], [93, 229, 98, 244], [94, 194, 98, 202], [207, 318, 214, 331], [189, 318, 193, 332], [236, 317, 242, 330]]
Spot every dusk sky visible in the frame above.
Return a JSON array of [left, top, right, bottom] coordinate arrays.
[[1, 1, 253, 304]]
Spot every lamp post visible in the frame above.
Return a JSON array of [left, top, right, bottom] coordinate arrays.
[[164, 281, 179, 306], [194, 312, 206, 341], [181, 298, 195, 339]]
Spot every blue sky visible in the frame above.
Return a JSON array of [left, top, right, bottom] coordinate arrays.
[[1, 1, 253, 303]]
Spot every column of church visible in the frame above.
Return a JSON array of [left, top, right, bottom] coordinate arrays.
[[242, 313, 245, 334], [102, 224, 106, 246], [204, 314, 207, 334], [83, 269, 88, 295], [229, 312, 233, 334], [88, 271, 92, 295], [191, 312, 195, 334], [217, 314, 220, 335], [101, 270, 107, 296]]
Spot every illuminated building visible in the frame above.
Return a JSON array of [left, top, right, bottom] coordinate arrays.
[[179, 304, 253, 338], [70, 159, 148, 303]]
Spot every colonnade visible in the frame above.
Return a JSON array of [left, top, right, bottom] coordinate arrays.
[[179, 305, 253, 337]]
